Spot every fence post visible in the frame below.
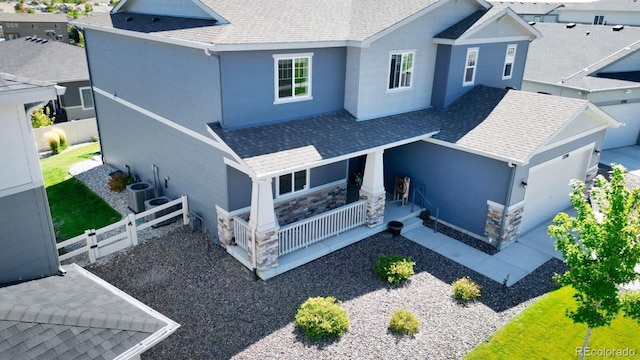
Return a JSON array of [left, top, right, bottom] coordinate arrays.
[[182, 195, 190, 225], [86, 229, 98, 263], [128, 213, 138, 246]]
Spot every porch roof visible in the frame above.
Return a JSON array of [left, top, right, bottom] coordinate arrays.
[[209, 109, 443, 176]]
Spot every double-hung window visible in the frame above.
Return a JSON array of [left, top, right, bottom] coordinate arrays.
[[277, 170, 308, 197], [502, 44, 517, 80], [593, 15, 604, 25], [388, 51, 415, 90], [274, 53, 312, 103], [79, 87, 94, 110], [463, 48, 479, 86]]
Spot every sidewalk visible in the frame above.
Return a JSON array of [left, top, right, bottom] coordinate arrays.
[[402, 215, 567, 286]]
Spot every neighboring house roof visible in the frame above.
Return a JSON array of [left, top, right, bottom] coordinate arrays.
[[210, 86, 611, 176], [433, 86, 611, 164], [489, 1, 563, 15], [0, 13, 68, 22], [559, 0, 640, 12], [75, 0, 493, 50], [0, 72, 54, 92], [0, 264, 179, 360], [0, 37, 89, 83], [433, 5, 540, 44], [524, 23, 640, 91]]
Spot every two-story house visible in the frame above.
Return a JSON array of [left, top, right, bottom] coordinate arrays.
[[75, 0, 617, 279], [0, 13, 69, 42], [557, 0, 640, 27]]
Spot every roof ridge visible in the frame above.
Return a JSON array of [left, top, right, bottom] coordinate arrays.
[[0, 304, 165, 333]]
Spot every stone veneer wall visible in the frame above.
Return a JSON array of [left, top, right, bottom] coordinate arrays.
[[484, 202, 524, 249], [274, 183, 347, 226], [359, 190, 386, 227]]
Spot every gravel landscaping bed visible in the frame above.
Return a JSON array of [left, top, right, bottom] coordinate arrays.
[[86, 227, 565, 360]]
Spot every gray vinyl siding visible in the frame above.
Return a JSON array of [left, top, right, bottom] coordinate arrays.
[[0, 187, 59, 285], [84, 29, 222, 136], [432, 41, 530, 109], [509, 129, 605, 206], [94, 93, 228, 234], [59, 80, 95, 120], [384, 142, 510, 237], [227, 166, 252, 212], [0, 21, 69, 42], [218, 48, 346, 129]]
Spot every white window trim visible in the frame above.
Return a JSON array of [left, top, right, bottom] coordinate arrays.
[[79, 87, 94, 110], [275, 169, 310, 198], [273, 53, 313, 105], [463, 48, 479, 87], [387, 50, 416, 92], [502, 44, 517, 80]]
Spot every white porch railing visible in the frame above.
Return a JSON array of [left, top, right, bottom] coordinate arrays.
[[233, 216, 250, 251], [278, 200, 367, 256], [56, 196, 189, 263]]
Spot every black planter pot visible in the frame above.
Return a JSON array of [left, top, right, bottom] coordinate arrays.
[[388, 221, 404, 235]]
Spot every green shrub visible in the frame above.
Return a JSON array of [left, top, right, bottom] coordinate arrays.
[[295, 296, 350, 340], [452, 277, 482, 301], [44, 130, 61, 154], [108, 172, 135, 192], [91, 135, 99, 142], [31, 108, 54, 129], [389, 309, 420, 335], [375, 255, 415, 284]]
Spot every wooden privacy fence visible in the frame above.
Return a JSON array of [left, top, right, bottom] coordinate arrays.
[[57, 196, 189, 263]]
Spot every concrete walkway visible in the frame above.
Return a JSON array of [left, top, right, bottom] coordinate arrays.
[[600, 145, 640, 176], [402, 213, 571, 286]]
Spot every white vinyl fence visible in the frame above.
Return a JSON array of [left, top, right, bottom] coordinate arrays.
[[57, 196, 189, 263], [34, 118, 98, 152]]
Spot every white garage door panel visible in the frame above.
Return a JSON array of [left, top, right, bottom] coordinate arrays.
[[601, 103, 640, 150], [520, 148, 591, 234]]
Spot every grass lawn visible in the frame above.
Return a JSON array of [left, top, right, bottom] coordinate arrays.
[[464, 286, 640, 360], [40, 143, 122, 241]]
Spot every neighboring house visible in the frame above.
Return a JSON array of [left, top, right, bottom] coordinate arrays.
[[75, 0, 617, 279], [490, 1, 564, 23], [522, 23, 640, 150], [0, 13, 69, 42], [0, 72, 178, 359], [0, 36, 95, 121], [557, 0, 640, 26]]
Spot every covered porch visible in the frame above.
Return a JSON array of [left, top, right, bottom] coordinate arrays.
[[226, 195, 422, 280]]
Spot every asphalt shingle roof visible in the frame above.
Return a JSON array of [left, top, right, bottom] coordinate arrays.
[[0, 264, 176, 360], [434, 6, 504, 40], [0, 37, 89, 83], [0, 13, 68, 23], [0, 72, 53, 92], [489, 1, 562, 15], [524, 22, 640, 90], [560, 0, 640, 12], [211, 86, 594, 175], [76, 0, 458, 46]]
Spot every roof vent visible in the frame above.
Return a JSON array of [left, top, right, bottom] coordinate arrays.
[[24, 36, 32, 41], [528, 21, 536, 25], [152, 16, 160, 22], [566, 23, 576, 28], [585, 31, 590, 36], [612, 25, 624, 31], [125, 16, 133, 22]]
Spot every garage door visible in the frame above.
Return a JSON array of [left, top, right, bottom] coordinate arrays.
[[601, 103, 640, 150], [520, 146, 592, 234]]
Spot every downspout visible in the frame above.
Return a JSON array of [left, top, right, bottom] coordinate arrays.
[[496, 163, 516, 251]]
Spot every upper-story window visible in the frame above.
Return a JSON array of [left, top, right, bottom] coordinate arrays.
[[277, 169, 308, 197], [79, 87, 94, 110], [593, 15, 604, 25], [54, 24, 60, 29], [273, 53, 312, 104], [31, 23, 38, 29], [502, 44, 517, 80], [388, 51, 414, 90], [463, 48, 479, 86]]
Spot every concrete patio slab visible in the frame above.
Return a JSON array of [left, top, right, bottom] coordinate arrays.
[[402, 226, 450, 250], [426, 238, 491, 268]]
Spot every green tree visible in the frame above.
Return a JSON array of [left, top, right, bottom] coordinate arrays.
[[84, 2, 92, 15], [31, 108, 54, 129], [549, 164, 640, 360], [14, 1, 26, 13]]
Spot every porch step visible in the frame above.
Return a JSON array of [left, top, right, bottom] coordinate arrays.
[[400, 216, 423, 235]]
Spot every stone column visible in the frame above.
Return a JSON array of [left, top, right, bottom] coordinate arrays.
[[215, 205, 234, 247], [484, 201, 524, 250], [248, 178, 279, 271], [359, 150, 386, 227]]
